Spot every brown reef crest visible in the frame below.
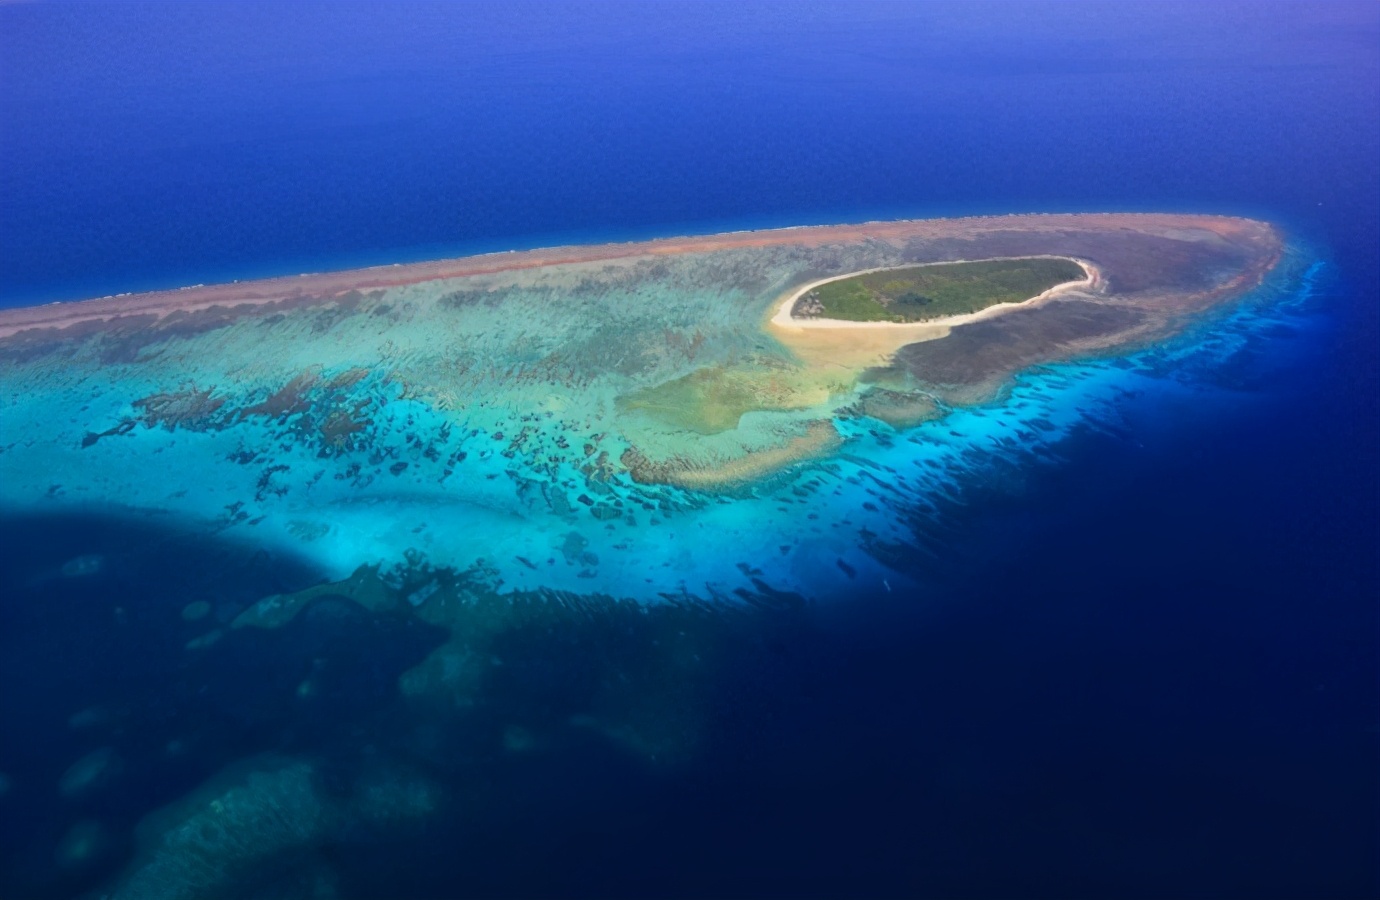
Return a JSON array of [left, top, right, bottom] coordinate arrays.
[[0, 213, 1280, 342]]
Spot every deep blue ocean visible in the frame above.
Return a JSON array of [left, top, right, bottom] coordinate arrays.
[[1, 2, 1377, 898]]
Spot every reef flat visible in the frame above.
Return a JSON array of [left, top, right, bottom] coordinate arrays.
[[0, 214, 1282, 603]]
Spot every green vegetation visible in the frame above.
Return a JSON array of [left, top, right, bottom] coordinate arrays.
[[803, 257, 1085, 323]]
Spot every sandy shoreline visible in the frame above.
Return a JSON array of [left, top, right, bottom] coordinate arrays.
[[767, 255, 1101, 332], [0, 212, 1248, 340], [763, 256, 1100, 373]]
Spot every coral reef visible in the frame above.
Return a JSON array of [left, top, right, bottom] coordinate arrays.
[[110, 757, 438, 900]]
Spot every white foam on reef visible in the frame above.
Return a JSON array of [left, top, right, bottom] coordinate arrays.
[[0, 251, 1325, 606]]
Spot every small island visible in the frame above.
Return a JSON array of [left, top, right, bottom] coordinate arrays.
[[793, 257, 1088, 323]]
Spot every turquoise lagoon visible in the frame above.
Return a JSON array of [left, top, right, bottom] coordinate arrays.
[[0, 229, 1320, 610]]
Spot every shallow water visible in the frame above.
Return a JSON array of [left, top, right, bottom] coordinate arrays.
[[1, 3, 1376, 898]]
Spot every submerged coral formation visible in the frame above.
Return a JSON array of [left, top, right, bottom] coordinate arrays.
[[0, 215, 1282, 603], [111, 757, 438, 900], [0, 218, 1323, 899]]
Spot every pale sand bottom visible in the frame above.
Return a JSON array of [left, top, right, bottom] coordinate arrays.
[[631, 260, 1100, 488], [625, 421, 843, 490]]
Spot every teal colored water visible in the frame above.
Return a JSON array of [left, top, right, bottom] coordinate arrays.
[[0, 235, 1344, 897], [0, 223, 1296, 608], [0, 2, 1375, 898]]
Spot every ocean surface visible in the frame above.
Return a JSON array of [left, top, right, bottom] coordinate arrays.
[[1, 2, 1377, 898]]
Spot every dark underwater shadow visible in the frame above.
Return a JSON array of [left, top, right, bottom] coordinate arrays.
[[310, 412, 1374, 900], [0, 508, 446, 899], [1, 421, 1373, 900]]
